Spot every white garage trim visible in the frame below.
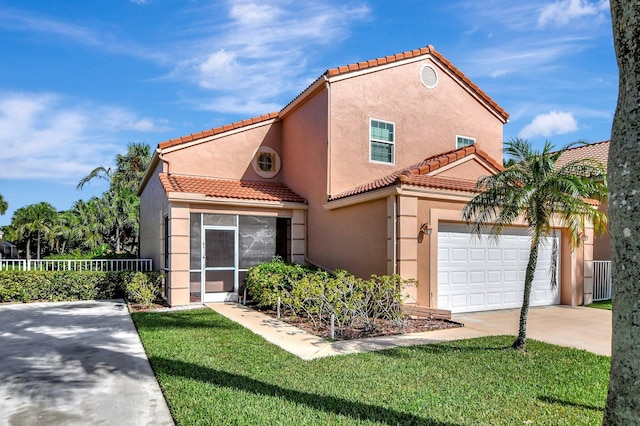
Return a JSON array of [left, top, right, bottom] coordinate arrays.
[[437, 223, 560, 313]]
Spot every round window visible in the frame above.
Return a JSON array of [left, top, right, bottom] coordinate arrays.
[[252, 147, 281, 179]]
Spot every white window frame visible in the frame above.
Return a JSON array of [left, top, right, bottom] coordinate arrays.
[[369, 118, 395, 165], [456, 135, 476, 149]]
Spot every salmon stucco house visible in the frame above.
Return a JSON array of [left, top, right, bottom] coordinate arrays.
[[139, 45, 597, 312]]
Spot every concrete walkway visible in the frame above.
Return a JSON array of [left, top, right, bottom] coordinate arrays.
[[208, 303, 611, 360], [0, 300, 174, 426]]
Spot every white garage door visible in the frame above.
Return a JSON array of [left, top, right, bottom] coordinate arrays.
[[437, 223, 560, 313]]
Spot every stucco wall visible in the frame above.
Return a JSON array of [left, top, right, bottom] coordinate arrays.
[[280, 87, 332, 267], [316, 199, 388, 278], [163, 121, 283, 183], [139, 161, 169, 270], [432, 157, 496, 180], [416, 198, 470, 306], [328, 57, 504, 196]]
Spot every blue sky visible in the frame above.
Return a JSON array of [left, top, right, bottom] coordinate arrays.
[[0, 0, 616, 225]]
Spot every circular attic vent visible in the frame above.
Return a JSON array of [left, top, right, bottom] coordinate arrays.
[[420, 64, 438, 89]]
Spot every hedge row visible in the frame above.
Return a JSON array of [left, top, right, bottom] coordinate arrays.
[[245, 259, 412, 334], [0, 270, 162, 304]]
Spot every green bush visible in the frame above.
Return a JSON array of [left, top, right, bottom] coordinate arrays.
[[0, 270, 160, 303], [126, 271, 163, 307], [245, 259, 412, 335]]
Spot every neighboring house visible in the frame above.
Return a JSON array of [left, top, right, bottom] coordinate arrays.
[[0, 239, 18, 259], [556, 140, 610, 261], [139, 45, 595, 312]]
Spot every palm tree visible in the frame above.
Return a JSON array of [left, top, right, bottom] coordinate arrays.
[[0, 194, 7, 215], [77, 143, 151, 254], [605, 2, 640, 421], [462, 139, 608, 351], [11, 202, 58, 260]]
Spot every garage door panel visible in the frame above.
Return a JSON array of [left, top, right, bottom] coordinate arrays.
[[486, 292, 501, 305], [438, 226, 560, 313], [470, 249, 485, 261], [470, 271, 485, 283], [451, 294, 468, 308], [469, 294, 485, 306], [452, 271, 467, 284], [503, 291, 518, 304], [487, 271, 502, 283], [452, 248, 467, 261]]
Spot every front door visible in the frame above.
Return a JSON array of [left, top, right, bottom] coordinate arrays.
[[203, 227, 237, 302]]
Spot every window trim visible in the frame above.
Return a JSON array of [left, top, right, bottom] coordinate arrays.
[[456, 135, 476, 149], [369, 118, 396, 165]]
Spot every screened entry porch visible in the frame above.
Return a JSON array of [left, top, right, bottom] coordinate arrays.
[[189, 213, 291, 303]]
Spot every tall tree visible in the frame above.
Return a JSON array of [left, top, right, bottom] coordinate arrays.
[[0, 194, 7, 215], [604, 1, 640, 424], [11, 202, 58, 260], [77, 142, 151, 254], [462, 139, 607, 351]]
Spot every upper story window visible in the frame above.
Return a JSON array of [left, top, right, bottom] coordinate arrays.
[[456, 135, 476, 149], [370, 119, 395, 164]]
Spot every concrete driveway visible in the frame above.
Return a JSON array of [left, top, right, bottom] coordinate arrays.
[[453, 305, 612, 356], [0, 300, 173, 426]]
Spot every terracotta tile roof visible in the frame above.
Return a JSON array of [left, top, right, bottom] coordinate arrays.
[[399, 175, 478, 193], [158, 112, 279, 150], [158, 173, 306, 203], [329, 145, 500, 200], [324, 45, 509, 121], [556, 140, 609, 170]]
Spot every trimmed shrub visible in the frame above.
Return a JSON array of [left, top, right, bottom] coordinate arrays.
[[0, 270, 160, 303], [245, 258, 413, 335], [126, 271, 163, 307]]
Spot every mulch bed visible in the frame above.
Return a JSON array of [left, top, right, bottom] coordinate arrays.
[[127, 299, 461, 340], [256, 307, 460, 340]]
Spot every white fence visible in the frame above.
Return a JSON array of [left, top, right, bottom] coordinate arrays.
[[592, 260, 612, 301], [0, 259, 153, 272]]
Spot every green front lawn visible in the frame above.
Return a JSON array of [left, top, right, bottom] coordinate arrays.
[[133, 308, 609, 426], [586, 300, 612, 310]]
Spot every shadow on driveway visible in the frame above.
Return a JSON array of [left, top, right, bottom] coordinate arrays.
[[0, 300, 173, 426]]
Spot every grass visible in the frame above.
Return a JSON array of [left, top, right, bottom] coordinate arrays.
[[586, 300, 612, 310], [133, 308, 610, 426]]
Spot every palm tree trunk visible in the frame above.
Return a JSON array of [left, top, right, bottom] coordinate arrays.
[[26, 238, 31, 261], [604, 1, 640, 423], [37, 231, 41, 260], [512, 240, 539, 350]]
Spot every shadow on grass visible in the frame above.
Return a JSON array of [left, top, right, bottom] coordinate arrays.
[[149, 356, 461, 426], [377, 337, 513, 359], [132, 309, 235, 331], [538, 396, 604, 412]]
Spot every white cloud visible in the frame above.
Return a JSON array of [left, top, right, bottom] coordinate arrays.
[[518, 111, 579, 139], [131, 0, 150, 4], [0, 92, 169, 180], [171, 0, 370, 115], [538, 0, 609, 27], [0, 8, 166, 62]]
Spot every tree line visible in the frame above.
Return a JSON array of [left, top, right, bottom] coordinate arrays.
[[0, 143, 151, 260]]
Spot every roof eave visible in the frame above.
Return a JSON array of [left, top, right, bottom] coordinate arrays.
[[166, 192, 308, 209]]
